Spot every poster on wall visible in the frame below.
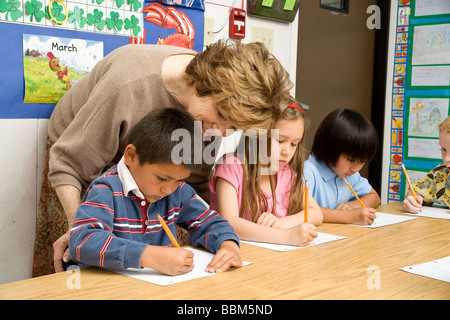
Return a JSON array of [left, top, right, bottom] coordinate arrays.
[[411, 0, 450, 18], [142, 1, 197, 50], [407, 97, 449, 138], [0, 0, 144, 37], [149, 0, 205, 11], [0, 0, 204, 118], [386, 0, 450, 202], [22, 34, 103, 103], [409, 22, 450, 88], [412, 23, 450, 65]]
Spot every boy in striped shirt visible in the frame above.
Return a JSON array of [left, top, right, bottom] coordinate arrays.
[[69, 108, 242, 275]]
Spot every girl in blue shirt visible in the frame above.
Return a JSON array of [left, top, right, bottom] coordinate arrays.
[[304, 108, 380, 225]]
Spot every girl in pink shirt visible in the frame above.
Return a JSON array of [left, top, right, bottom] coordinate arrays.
[[209, 102, 323, 246]]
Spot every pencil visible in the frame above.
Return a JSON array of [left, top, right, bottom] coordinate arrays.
[[304, 180, 309, 223], [157, 214, 180, 248], [343, 178, 365, 207], [402, 163, 418, 202]]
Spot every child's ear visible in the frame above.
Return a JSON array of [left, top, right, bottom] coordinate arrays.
[[124, 144, 138, 166]]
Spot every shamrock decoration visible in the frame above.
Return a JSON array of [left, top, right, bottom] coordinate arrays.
[[105, 11, 123, 34], [114, 0, 124, 8], [0, 0, 24, 21], [128, 0, 141, 12], [26, 0, 45, 22], [45, 0, 65, 24], [87, 8, 106, 31], [68, 5, 88, 29], [124, 14, 141, 36]]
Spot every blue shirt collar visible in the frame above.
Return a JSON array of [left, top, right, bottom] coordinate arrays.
[[309, 154, 337, 182]]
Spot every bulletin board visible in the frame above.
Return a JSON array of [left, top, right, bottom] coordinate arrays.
[[0, 0, 204, 119], [386, 0, 450, 202]]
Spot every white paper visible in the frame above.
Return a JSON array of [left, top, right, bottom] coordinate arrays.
[[114, 247, 251, 286], [349, 212, 416, 228], [412, 24, 450, 65], [404, 206, 450, 220], [401, 256, 450, 283], [241, 232, 346, 251], [407, 138, 441, 159], [411, 66, 450, 86], [414, 0, 450, 17]]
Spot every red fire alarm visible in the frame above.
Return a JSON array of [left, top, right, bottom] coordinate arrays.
[[229, 8, 246, 39]]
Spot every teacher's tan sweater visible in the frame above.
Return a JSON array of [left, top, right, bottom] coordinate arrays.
[[48, 44, 215, 201]]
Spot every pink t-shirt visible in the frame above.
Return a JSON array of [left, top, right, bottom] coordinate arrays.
[[209, 154, 294, 221]]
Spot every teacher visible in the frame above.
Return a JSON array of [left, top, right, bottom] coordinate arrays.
[[33, 39, 293, 276]]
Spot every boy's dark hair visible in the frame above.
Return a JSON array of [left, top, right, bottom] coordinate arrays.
[[311, 108, 378, 167], [127, 108, 201, 172]]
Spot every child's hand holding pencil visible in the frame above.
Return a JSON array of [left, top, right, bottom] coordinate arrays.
[[403, 193, 423, 214], [140, 245, 195, 276], [401, 164, 423, 214], [138, 214, 196, 276]]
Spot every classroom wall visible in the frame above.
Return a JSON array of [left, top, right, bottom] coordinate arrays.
[[0, 119, 48, 284], [204, 1, 299, 92], [295, 0, 377, 179], [380, 1, 450, 204], [0, 0, 300, 284]]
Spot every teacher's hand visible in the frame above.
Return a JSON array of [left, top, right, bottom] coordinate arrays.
[[53, 231, 70, 272]]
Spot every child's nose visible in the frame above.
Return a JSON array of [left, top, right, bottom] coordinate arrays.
[[280, 145, 289, 156]]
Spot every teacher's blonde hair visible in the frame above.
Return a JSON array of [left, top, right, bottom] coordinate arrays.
[[185, 39, 293, 131]]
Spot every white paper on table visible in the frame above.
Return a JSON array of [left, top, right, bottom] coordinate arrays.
[[403, 206, 450, 220], [400, 256, 450, 283], [241, 232, 346, 252], [348, 212, 416, 228], [113, 247, 251, 286]]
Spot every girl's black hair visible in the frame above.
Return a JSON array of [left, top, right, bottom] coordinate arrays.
[[311, 108, 378, 167]]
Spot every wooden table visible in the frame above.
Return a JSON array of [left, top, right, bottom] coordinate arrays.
[[1, 202, 449, 300]]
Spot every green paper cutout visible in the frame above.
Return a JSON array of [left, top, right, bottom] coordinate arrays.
[[26, 0, 45, 22], [87, 8, 106, 31], [106, 11, 123, 33], [128, 0, 141, 12], [69, 6, 88, 29], [46, 1, 65, 25], [0, 0, 24, 21], [124, 15, 140, 36], [115, 0, 125, 8]]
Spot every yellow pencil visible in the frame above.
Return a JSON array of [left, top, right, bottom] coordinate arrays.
[[343, 178, 365, 207], [304, 180, 309, 223], [402, 163, 418, 202], [157, 214, 180, 248]]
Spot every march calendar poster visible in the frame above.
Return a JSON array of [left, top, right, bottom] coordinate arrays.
[[23, 34, 103, 104]]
